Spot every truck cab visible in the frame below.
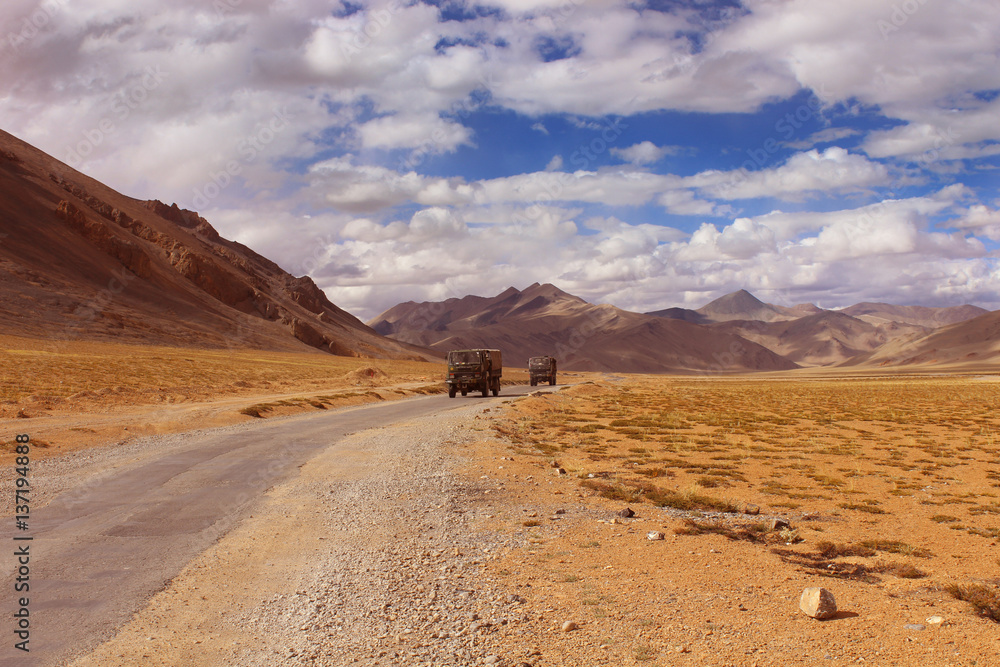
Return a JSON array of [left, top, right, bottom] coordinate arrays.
[[446, 349, 502, 398], [528, 356, 557, 386]]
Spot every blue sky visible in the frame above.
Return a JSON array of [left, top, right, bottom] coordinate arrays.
[[2, 0, 999, 319]]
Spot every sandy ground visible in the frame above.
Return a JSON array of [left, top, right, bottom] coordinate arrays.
[[1, 380, 445, 461], [7, 374, 1000, 666]]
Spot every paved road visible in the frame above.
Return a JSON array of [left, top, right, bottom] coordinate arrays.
[[1, 385, 551, 667]]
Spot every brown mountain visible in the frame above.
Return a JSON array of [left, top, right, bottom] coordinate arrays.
[[369, 283, 798, 373], [844, 310, 1000, 370], [840, 302, 989, 328], [0, 129, 432, 360], [646, 289, 991, 367], [643, 306, 707, 324], [695, 289, 800, 323], [712, 311, 920, 367]]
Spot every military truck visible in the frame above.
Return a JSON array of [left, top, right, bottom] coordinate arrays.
[[528, 356, 557, 386], [446, 349, 502, 398]]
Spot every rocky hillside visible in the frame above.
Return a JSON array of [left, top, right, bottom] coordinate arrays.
[[370, 283, 797, 373], [0, 129, 433, 360], [843, 309, 1000, 370], [648, 289, 989, 367]]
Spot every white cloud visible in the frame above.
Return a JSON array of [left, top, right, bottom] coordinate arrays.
[[611, 141, 677, 165], [687, 148, 890, 200], [356, 112, 473, 152], [863, 99, 1000, 160], [950, 204, 1000, 241], [1, 0, 999, 320]]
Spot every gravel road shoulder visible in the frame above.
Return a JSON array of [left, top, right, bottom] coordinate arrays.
[[68, 399, 531, 666]]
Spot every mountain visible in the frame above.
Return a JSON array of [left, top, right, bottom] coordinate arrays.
[[844, 310, 1000, 369], [713, 310, 922, 367], [645, 289, 990, 367], [695, 289, 799, 323], [369, 283, 798, 373], [643, 306, 707, 324], [840, 302, 989, 328], [0, 129, 432, 360]]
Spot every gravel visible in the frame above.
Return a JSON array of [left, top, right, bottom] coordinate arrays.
[[216, 403, 529, 666]]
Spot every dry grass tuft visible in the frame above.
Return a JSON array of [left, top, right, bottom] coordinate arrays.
[[944, 583, 1000, 622], [672, 518, 767, 542], [580, 479, 737, 512], [875, 563, 928, 579]]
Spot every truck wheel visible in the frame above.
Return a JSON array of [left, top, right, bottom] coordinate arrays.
[[530, 378, 536, 386], [481, 382, 489, 397], [461, 389, 467, 396], [448, 385, 457, 398], [550, 376, 556, 385], [492, 379, 499, 397]]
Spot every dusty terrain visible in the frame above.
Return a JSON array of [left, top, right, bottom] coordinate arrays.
[[8, 366, 999, 666], [2, 334, 534, 461]]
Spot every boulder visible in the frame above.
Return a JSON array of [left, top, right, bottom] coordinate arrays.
[[799, 587, 837, 619]]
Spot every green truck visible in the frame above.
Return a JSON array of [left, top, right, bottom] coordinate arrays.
[[446, 349, 502, 398], [528, 356, 557, 386]]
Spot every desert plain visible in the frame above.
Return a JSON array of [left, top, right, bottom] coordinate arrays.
[[3, 335, 999, 666]]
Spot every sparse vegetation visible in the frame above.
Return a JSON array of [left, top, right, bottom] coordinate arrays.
[[499, 375, 1000, 626], [875, 563, 928, 579], [0, 333, 448, 405], [944, 583, 1000, 622]]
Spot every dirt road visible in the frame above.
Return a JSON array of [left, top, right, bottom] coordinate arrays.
[[2, 386, 551, 667]]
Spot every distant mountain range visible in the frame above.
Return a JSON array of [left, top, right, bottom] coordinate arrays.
[[372, 284, 994, 372], [0, 128, 432, 361], [2, 127, 994, 374], [370, 283, 796, 373]]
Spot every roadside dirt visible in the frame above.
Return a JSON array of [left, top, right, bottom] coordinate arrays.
[[0, 380, 445, 462], [54, 375, 1000, 666]]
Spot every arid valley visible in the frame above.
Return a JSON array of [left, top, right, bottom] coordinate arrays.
[[4, 1, 1000, 664], [3, 334, 1000, 665]]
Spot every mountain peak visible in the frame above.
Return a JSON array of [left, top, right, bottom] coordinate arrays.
[[697, 289, 775, 320], [520, 282, 579, 301]]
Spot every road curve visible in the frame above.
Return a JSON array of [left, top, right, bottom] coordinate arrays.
[[2, 384, 554, 667]]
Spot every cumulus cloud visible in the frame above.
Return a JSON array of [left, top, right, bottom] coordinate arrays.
[[356, 113, 473, 152], [687, 148, 891, 200], [1, 0, 998, 318], [950, 204, 1000, 241], [311, 186, 995, 319], [611, 141, 678, 165]]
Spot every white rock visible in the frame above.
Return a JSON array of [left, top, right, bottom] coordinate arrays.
[[799, 587, 837, 619], [647, 531, 665, 541]]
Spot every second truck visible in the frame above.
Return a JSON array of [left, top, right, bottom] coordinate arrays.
[[528, 355, 557, 386]]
